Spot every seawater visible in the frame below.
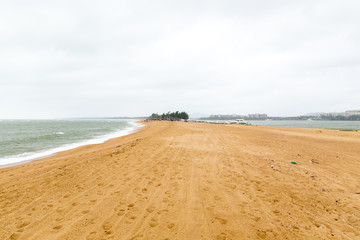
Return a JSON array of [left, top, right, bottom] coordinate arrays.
[[247, 120, 360, 129], [0, 119, 142, 167]]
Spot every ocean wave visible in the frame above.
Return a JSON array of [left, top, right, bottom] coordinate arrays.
[[4, 132, 68, 144], [0, 121, 143, 168]]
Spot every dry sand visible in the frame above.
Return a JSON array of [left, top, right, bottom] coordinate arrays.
[[0, 121, 360, 240]]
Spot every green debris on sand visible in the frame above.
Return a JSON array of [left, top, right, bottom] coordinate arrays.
[[326, 128, 358, 132], [291, 161, 297, 164]]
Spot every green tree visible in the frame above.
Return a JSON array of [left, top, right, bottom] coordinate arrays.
[[148, 111, 189, 120]]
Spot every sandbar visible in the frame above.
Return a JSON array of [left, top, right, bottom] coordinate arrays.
[[0, 121, 359, 239]]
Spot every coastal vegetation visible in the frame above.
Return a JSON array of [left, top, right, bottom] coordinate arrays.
[[201, 115, 360, 121], [149, 111, 189, 120], [327, 128, 358, 132]]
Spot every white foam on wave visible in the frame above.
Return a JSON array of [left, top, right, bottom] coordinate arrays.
[[0, 120, 143, 168]]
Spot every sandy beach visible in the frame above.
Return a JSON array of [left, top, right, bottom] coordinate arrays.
[[0, 121, 359, 240]]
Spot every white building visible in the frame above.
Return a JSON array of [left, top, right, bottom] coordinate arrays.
[[321, 112, 345, 117], [345, 110, 360, 116], [248, 113, 268, 119]]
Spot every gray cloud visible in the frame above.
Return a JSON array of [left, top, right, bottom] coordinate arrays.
[[0, 0, 359, 118]]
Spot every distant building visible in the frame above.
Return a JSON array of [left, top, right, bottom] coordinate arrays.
[[345, 110, 360, 116], [320, 110, 360, 117], [320, 112, 345, 117], [208, 114, 247, 119], [318, 110, 360, 119], [248, 113, 268, 119]]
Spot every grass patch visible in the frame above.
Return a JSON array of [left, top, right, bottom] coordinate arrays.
[[326, 128, 358, 132]]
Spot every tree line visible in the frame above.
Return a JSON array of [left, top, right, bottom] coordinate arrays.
[[319, 115, 360, 121], [149, 111, 189, 120]]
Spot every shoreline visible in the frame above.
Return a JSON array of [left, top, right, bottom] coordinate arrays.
[[0, 120, 144, 169], [1, 121, 359, 239]]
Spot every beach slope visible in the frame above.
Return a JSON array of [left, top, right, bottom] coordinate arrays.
[[0, 121, 359, 239]]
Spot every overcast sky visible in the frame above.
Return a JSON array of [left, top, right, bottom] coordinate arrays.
[[0, 0, 359, 118]]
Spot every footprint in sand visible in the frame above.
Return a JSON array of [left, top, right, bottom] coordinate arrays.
[[17, 221, 30, 229], [53, 225, 62, 230], [102, 221, 112, 231], [273, 210, 280, 215], [117, 209, 126, 216], [215, 217, 228, 225], [167, 223, 175, 229], [56, 207, 64, 213], [216, 232, 227, 240], [157, 209, 168, 215], [9, 233, 20, 240], [146, 206, 155, 213], [256, 230, 267, 239], [130, 234, 144, 240], [214, 195, 222, 201], [86, 232, 97, 240], [125, 215, 137, 224], [90, 218, 97, 225], [149, 218, 159, 227]]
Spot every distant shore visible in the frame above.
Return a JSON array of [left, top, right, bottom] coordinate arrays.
[[193, 119, 360, 130], [1, 122, 359, 239]]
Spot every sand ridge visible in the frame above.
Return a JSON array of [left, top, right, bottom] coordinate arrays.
[[0, 121, 359, 239]]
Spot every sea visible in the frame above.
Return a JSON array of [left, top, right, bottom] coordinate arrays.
[[247, 120, 360, 129], [1, 119, 359, 168], [0, 119, 143, 168]]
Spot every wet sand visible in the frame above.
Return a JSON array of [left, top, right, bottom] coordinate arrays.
[[0, 121, 359, 239]]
